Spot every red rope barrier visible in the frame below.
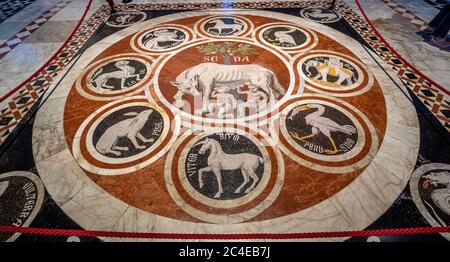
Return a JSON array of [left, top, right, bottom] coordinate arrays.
[[0, 0, 94, 103], [0, 225, 449, 239], [353, 0, 450, 95]]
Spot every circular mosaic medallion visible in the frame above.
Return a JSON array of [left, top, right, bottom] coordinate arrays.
[[130, 24, 193, 54], [164, 128, 284, 223], [0, 171, 44, 242], [106, 10, 147, 28], [299, 7, 341, 24], [256, 23, 318, 52], [76, 53, 153, 101], [410, 163, 450, 240], [297, 50, 374, 96], [196, 15, 253, 38], [271, 94, 378, 173], [71, 96, 180, 176], [152, 39, 294, 124]]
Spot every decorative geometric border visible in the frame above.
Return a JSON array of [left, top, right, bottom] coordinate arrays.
[[0, 0, 73, 59], [1, 0, 448, 147]]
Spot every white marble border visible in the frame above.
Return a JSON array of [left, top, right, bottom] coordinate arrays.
[[33, 9, 420, 241]]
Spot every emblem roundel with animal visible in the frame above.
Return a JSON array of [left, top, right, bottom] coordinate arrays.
[[63, 13, 390, 224]]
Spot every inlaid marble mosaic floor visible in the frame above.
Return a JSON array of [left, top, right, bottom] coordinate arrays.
[[0, 0, 449, 242]]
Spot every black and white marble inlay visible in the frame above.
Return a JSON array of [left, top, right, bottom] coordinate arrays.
[[0, 172, 44, 242], [140, 28, 186, 50], [301, 56, 359, 87], [203, 17, 245, 36]]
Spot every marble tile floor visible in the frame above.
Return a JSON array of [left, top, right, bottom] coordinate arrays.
[[0, 0, 449, 242]]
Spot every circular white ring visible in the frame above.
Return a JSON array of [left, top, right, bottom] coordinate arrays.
[[296, 51, 374, 97], [33, 9, 419, 239], [409, 163, 450, 241]]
